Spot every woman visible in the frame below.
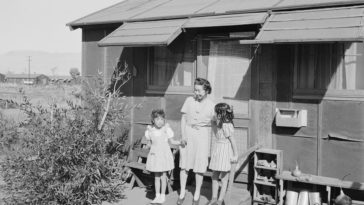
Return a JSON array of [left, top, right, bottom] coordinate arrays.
[[177, 78, 215, 205]]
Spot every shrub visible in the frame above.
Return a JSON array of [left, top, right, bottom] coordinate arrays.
[[0, 73, 131, 204]]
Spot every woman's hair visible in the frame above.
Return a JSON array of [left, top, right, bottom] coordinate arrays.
[[194, 78, 212, 94], [215, 103, 234, 127], [151, 109, 165, 124]]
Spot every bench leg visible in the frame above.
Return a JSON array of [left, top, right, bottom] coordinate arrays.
[[133, 172, 145, 188], [127, 171, 146, 190], [126, 174, 136, 190]]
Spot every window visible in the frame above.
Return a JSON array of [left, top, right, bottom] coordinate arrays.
[[294, 43, 364, 99], [147, 39, 195, 93]]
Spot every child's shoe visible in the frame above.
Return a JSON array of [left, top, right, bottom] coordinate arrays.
[[151, 194, 161, 204], [158, 194, 166, 203], [212, 200, 223, 205], [207, 197, 217, 205]]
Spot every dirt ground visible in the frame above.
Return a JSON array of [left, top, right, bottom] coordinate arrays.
[[104, 181, 251, 205]]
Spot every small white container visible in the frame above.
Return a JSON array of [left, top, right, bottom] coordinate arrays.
[[275, 108, 307, 128]]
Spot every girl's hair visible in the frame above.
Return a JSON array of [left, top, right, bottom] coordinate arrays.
[[150, 109, 165, 124], [215, 103, 234, 127], [194, 78, 212, 94]]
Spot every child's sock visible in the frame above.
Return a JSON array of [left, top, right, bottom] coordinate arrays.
[[179, 189, 185, 199], [193, 192, 200, 201], [159, 194, 166, 203]]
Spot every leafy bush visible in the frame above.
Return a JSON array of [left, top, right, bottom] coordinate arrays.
[[0, 74, 131, 204]]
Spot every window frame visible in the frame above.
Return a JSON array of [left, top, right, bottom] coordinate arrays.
[[292, 43, 364, 101], [146, 44, 197, 95]]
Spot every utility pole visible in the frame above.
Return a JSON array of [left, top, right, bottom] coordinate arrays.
[[27, 56, 31, 84]]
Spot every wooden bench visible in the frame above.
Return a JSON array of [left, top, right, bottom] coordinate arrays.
[[125, 137, 178, 193], [276, 170, 364, 205]]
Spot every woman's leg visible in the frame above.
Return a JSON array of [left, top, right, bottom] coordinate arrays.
[[218, 171, 229, 201], [179, 169, 188, 199], [152, 172, 162, 203], [194, 172, 204, 200]]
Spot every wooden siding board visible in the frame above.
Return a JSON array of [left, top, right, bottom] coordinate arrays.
[[165, 94, 188, 121], [321, 140, 364, 181], [322, 101, 364, 141], [132, 47, 148, 95], [82, 42, 104, 78], [184, 13, 268, 28], [275, 102, 318, 138], [103, 46, 123, 83], [276, 135, 317, 174], [133, 96, 163, 123], [276, 45, 294, 102], [133, 123, 149, 144]]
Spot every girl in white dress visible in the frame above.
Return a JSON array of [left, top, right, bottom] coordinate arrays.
[[145, 109, 183, 204], [208, 103, 238, 205]]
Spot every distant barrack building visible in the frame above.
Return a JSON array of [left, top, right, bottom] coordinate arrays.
[[50, 75, 73, 84], [5, 74, 50, 85]]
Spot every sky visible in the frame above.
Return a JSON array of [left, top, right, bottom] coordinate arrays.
[[0, 0, 122, 55]]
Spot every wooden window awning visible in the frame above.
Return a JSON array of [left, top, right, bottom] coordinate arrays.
[[240, 6, 364, 44], [183, 13, 268, 28], [99, 13, 269, 47], [98, 19, 187, 47]]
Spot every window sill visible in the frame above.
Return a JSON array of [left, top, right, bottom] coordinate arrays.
[[293, 89, 364, 101], [145, 89, 192, 95]]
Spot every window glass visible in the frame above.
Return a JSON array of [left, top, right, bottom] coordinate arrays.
[[148, 39, 195, 91], [295, 43, 364, 91]]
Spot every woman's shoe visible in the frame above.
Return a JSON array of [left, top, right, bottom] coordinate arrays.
[[176, 196, 185, 205], [192, 197, 200, 205]]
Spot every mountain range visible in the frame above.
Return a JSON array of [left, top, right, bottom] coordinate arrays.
[[0, 50, 81, 76]]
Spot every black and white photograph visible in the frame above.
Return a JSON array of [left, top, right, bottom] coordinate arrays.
[[0, 0, 364, 204]]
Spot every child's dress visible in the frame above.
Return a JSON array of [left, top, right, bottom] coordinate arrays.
[[145, 123, 175, 172], [209, 123, 235, 172]]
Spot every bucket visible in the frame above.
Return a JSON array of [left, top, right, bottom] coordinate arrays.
[[285, 190, 298, 205], [297, 191, 309, 205], [309, 192, 321, 205]]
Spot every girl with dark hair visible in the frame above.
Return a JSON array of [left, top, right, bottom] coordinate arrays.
[[177, 78, 215, 205], [145, 109, 183, 204], [207, 103, 238, 205]]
